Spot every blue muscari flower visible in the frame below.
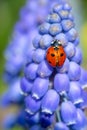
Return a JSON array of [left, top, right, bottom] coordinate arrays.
[[41, 89, 60, 114], [32, 34, 41, 48], [49, 23, 62, 36], [64, 42, 76, 58], [24, 63, 38, 80], [2, 0, 87, 130], [26, 112, 40, 125], [61, 19, 75, 32], [21, 1, 87, 129], [46, 13, 61, 23], [72, 109, 87, 130], [25, 95, 41, 115], [54, 73, 70, 93], [32, 49, 46, 63], [55, 33, 68, 47], [80, 90, 87, 109], [39, 22, 50, 35], [37, 60, 53, 78], [66, 28, 78, 42], [21, 77, 33, 95], [68, 61, 81, 81], [4, 0, 59, 84], [39, 34, 53, 49], [54, 122, 69, 130], [79, 67, 87, 88], [68, 82, 83, 105], [73, 37, 79, 46], [3, 1, 63, 130], [40, 113, 55, 128], [60, 101, 77, 125], [31, 77, 49, 100], [70, 47, 83, 64], [1, 78, 24, 106]]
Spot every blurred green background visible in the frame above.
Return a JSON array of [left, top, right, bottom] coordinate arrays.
[[0, 0, 87, 129], [0, 0, 25, 94]]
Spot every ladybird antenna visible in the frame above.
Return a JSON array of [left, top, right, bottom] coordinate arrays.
[[51, 39, 56, 46], [56, 40, 62, 46]]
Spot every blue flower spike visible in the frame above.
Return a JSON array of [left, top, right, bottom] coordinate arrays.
[[21, 0, 87, 129], [4, 0, 60, 84], [3, 0, 87, 130]]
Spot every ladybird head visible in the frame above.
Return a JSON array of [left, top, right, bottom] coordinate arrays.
[[51, 39, 62, 47]]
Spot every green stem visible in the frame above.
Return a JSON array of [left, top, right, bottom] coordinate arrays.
[[56, 109, 61, 122]]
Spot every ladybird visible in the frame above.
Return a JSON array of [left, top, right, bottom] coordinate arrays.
[[46, 40, 66, 67]]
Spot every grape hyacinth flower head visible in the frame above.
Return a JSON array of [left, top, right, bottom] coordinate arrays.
[[4, 0, 60, 84], [20, 0, 87, 129]]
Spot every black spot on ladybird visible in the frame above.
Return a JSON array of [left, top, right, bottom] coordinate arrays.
[[60, 53, 64, 57], [49, 61, 52, 64], [51, 53, 55, 57]]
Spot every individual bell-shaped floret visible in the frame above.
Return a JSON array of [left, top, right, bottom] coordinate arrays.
[[66, 28, 78, 42], [60, 101, 77, 125], [33, 34, 41, 48], [72, 109, 87, 130], [70, 47, 83, 65], [32, 48, 45, 63], [24, 63, 38, 80], [49, 23, 62, 36], [41, 89, 60, 115], [79, 68, 87, 88], [32, 77, 49, 100], [40, 113, 55, 128], [25, 95, 41, 115], [55, 33, 68, 47], [54, 73, 70, 94], [39, 34, 53, 49], [39, 22, 50, 35], [37, 60, 53, 78], [68, 61, 81, 81], [80, 90, 87, 109], [26, 112, 40, 125], [64, 42, 76, 58], [20, 77, 33, 95], [46, 13, 61, 23], [68, 81, 83, 104], [61, 20, 74, 32], [54, 122, 69, 130]]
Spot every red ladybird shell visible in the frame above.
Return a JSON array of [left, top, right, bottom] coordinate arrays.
[[46, 45, 66, 67]]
